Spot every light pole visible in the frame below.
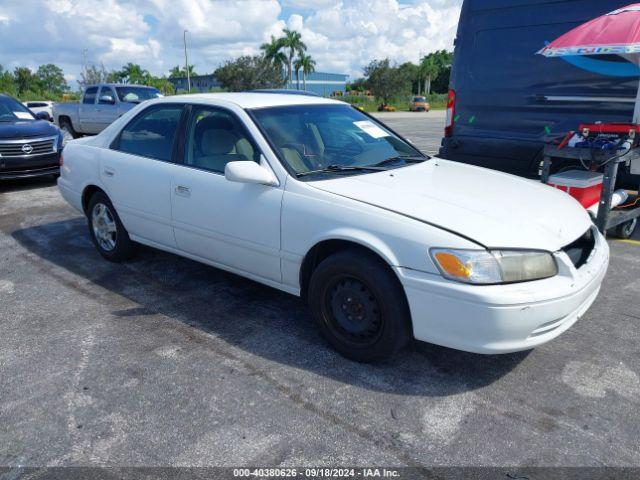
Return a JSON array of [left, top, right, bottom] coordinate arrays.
[[183, 29, 191, 93]]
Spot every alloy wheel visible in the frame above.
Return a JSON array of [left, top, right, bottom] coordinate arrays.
[[91, 202, 117, 251]]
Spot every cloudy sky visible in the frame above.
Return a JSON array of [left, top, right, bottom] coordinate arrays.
[[0, 0, 462, 85]]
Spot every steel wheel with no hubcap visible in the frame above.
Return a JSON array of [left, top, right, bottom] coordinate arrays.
[[92, 203, 117, 251], [323, 276, 384, 348]]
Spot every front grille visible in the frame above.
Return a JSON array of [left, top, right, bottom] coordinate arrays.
[[0, 136, 57, 158], [561, 228, 595, 269]]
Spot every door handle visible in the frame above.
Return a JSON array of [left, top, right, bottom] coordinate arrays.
[[103, 168, 115, 177], [174, 185, 191, 197]]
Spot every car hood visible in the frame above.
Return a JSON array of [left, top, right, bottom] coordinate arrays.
[[308, 158, 592, 251], [0, 120, 59, 140]]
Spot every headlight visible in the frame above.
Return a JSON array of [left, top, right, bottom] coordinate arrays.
[[430, 248, 557, 284]]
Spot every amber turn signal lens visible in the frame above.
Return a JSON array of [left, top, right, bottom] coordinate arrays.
[[434, 252, 471, 279]]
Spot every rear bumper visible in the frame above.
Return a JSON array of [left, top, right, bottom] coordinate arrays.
[[396, 230, 609, 354], [57, 177, 84, 213]]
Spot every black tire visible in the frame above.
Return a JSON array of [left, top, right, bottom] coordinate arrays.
[[59, 119, 78, 144], [87, 191, 135, 262], [307, 249, 412, 363], [551, 160, 583, 174], [614, 218, 638, 239]]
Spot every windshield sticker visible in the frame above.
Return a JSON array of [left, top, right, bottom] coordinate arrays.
[[14, 112, 32, 120], [353, 120, 389, 139]]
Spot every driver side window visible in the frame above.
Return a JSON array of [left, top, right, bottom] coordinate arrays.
[[183, 106, 259, 174]]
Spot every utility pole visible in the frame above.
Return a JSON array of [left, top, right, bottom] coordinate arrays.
[[183, 30, 191, 93]]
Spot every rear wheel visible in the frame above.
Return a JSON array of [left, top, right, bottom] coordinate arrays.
[[59, 119, 78, 145], [614, 218, 638, 239], [87, 192, 135, 262], [308, 249, 412, 362]]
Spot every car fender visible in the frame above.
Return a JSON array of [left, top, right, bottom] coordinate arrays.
[[307, 227, 401, 268]]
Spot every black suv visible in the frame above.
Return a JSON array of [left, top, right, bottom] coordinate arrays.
[[0, 94, 63, 179]]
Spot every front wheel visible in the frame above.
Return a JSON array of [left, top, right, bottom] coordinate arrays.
[[87, 192, 135, 262], [307, 250, 412, 362]]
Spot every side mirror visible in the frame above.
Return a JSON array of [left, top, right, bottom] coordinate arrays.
[[99, 95, 115, 104], [35, 111, 51, 121], [225, 160, 278, 186]]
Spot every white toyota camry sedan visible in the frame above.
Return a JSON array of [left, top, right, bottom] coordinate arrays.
[[57, 93, 609, 362]]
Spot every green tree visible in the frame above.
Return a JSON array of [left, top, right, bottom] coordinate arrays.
[[0, 65, 17, 96], [36, 64, 68, 95], [169, 64, 197, 78], [419, 50, 453, 95], [347, 77, 366, 93], [279, 29, 306, 86], [214, 55, 285, 92], [397, 61, 419, 94], [294, 54, 316, 91], [13, 67, 38, 95], [147, 76, 176, 95], [117, 63, 151, 84], [260, 36, 287, 73], [363, 59, 410, 106]]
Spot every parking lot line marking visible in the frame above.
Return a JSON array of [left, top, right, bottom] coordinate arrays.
[[615, 239, 640, 246]]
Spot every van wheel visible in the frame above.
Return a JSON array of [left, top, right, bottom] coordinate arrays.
[[552, 160, 583, 174], [87, 192, 135, 262], [59, 120, 78, 145], [615, 218, 638, 239], [307, 249, 412, 363]]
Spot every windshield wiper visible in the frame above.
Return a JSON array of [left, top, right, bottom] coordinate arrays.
[[297, 164, 388, 177], [369, 154, 429, 168]]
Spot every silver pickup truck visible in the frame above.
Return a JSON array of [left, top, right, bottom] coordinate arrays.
[[53, 83, 162, 141]]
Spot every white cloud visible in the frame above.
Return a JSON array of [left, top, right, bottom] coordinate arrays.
[[0, 0, 461, 85]]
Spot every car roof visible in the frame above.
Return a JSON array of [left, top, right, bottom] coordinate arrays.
[[157, 92, 344, 109], [87, 83, 157, 88]]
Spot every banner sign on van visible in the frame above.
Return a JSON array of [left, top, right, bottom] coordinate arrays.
[[539, 44, 640, 57]]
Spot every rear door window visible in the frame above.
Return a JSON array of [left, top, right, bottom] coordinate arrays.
[[83, 87, 98, 104], [115, 105, 184, 162]]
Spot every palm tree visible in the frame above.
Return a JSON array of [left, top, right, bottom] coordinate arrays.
[[280, 29, 306, 87], [419, 55, 440, 96], [295, 54, 316, 91], [119, 63, 151, 84], [260, 36, 287, 75], [169, 64, 197, 78]]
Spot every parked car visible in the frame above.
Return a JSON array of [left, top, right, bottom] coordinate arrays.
[[53, 83, 162, 142], [0, 94, 63, 180], [377, 104, 396, 112], [57, 93, 609, 362], [440, 0, 639, 187], [409, 96, 430, 112], [24, 101, 54, 121]]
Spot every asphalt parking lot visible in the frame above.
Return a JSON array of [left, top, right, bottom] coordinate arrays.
[[1, 113, 640, 469]]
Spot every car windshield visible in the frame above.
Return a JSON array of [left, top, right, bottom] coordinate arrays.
[[115, 86, 162, 104], [413, 97, 426, 102], [251, 104, 426, 177], [0, 96, 35, 122]]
